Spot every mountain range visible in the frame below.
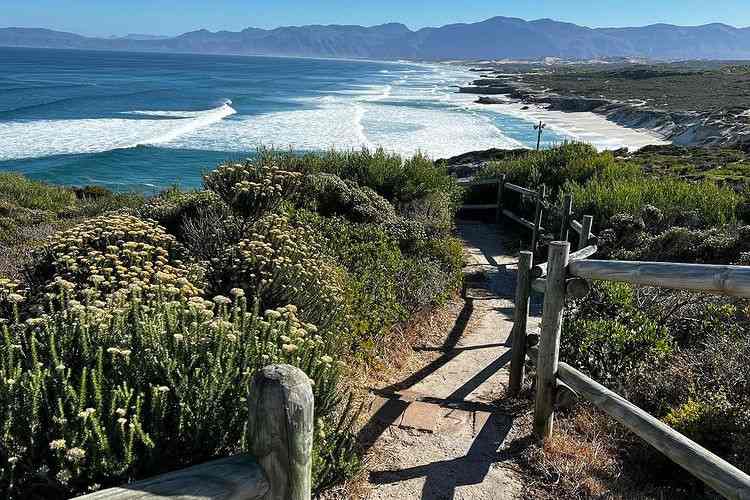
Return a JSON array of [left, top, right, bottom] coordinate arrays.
[[2, 16, 750, 60]]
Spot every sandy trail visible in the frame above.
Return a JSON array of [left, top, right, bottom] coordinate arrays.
[[357, 221, 540, 500]]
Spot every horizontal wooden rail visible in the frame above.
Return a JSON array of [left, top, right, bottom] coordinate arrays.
[[502, 209, 540, 232], [557, 362, 750, 500], [461, 203, 499, 210], [78, 455, 269, 499], [533, 244, 598, 279], [569, 259, 750, 298], [458, 177, 500, 186], [504, 182, 539, 198], [569, 219, 583, 234]]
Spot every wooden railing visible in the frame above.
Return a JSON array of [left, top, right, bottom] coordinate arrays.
[[505, 192, 750, 499], [77, 364, 314, 500], [459, 175, 546, 253]]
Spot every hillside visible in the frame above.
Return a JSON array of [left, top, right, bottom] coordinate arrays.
[[3, 17, 750, 60]]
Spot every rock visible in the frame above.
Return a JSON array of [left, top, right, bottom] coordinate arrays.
[[476, 97, 504, 105], [458, 86, 509, 95]]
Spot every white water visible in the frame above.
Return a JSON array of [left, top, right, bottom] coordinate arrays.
[[0, 102, 236, 160]]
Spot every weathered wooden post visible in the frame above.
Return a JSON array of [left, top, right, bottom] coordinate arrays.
[[579, 214, 594, 249], [530, 185, 545, 254], [533, 241, 570, 440], [495, 174, 506, 224], [248, 364, 314, 500], [509, 251, 533, 396], [559, 194, 573, 242]]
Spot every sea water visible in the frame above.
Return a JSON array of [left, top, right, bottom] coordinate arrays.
[[0, 47, 580, 191]]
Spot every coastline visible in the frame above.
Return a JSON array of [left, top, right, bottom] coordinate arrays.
[[439, 64, 669, 152], [481, 97, 669, 151], [455, 68, 750, 150]]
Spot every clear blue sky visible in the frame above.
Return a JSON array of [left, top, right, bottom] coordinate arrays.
[[4, 0, 749, 37]]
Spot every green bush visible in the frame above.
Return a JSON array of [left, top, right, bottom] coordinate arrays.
[[138, 189, 242, 260], [24, 214, 201, 305], [256, 147, 462, 206], [0, 173, 76, 213], [396, 191, 456, 237], [561, 282, 673, 386], [479, 142, 614, 194], [298, 173, 396, 223], [207, 213, 347, 333], [566, 174, 739, 228], [598, 213, 750, 264]]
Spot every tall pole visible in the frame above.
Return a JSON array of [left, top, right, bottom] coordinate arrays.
[[534, 121, 546, 151]]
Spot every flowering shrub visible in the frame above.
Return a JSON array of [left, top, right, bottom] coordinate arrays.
[[203, 160, 303, 219], [26, 214, 203, 306], [0, 275, 342, 497], [208, 213, 347, 333]]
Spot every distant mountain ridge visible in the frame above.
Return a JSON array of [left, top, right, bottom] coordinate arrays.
[[2, 16, 750, 60]]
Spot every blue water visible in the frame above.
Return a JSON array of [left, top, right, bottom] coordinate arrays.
[[0, 47, 572, 191]]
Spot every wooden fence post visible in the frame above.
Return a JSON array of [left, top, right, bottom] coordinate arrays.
[[495, 174, 506, 224], [531, 185, 545, 254], [248, 364, 314, 500], [533, 241, 570, 440], [509, 251, 533, 396], [579, 214, 594, 249], [560, 194, 573, 242]]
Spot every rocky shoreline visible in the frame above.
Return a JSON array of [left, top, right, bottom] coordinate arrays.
[[459, 74, 750, 150]]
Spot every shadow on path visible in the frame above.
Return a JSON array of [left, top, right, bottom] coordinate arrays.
[[360, 223, 531, 499]]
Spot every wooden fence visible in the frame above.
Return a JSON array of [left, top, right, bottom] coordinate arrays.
[[506, 188, 750, 500], [459, 175, 546, 253], [77, 364, 314, 500]]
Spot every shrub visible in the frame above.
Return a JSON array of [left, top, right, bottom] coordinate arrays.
[[207, 214, 347, 332], [203, 160, 303, 219], [256, 147, 462, 206], [298, 173, 396, 223], [627, 327, 750, 473], [24, 214, 202, 306], [296, 213, 407, 350], [0, 173, 76, 213], [397, 191, 456, 237], [561, 282, 673, 387], [599, 221, 750, 264], [566, 174, 739, 229], [0, 281, 343, 497], [479, 142, 614, 194], [138, 190, 242, 260]]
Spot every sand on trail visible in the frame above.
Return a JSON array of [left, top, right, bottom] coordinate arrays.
[[356, 221, 541, 500]]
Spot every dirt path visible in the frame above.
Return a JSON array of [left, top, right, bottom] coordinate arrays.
[[356, 221, 539, 500]]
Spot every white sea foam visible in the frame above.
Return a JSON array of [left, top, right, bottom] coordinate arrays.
[[0, 102, 236, 160], [163, 83, 525, 158]]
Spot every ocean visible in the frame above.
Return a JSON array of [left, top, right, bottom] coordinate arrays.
[[0, 47, 587, 192]]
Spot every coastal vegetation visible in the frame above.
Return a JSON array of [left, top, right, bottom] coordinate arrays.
[[4, 141, 750, 499], [0, 149, 463, 498], [473, 142, 750, 498]]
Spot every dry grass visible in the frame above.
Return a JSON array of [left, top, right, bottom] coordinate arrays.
[[519, 403, 709, 500]]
